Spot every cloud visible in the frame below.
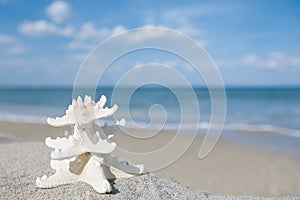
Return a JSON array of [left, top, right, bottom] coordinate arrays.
[[18, 19, 128, 50], [46, 1, 70, 24], [117, 26, 207, 49], [217, 52, 300, 69], [18, 1, 73, 37], [76, 22, 110, 40], [140, 8, 207, 45], [18, 20, 74, 37], [176, 25, 204, 38], [68, 24, 204, 51], [140, 4, 215, 39], [67, 23, 127, 50], [0, 34, 24, 55], [138, 23, 204, 40], [160, 4, 222, 25], [124, 26, 175, 43]]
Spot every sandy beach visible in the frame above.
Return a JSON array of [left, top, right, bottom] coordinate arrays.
[[0, 121, 299, 198], [1, 0, 300, 198]]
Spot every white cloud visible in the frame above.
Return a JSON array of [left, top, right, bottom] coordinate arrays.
[[139, 9, 207, 46], [125, 27, 173, 43], [217, 52, 300, 69], [46, 1, 70, 24], [18, 20, 74, 37], [17, 19, 127, 50], [18, 1, 73, 37], [116, 25, 195, 44], [176, 25, 204, 38], [67, 23, 127, 51], [140, 4, 213, 39], [161, 4, 221, 24], [77, 22, 110, 40], [111, 25, 127, 36], [0, 34, 24, 55], [118, 26, 207, 48]]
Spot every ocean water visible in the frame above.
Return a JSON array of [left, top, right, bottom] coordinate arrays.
[[0, 87, 300, 138]]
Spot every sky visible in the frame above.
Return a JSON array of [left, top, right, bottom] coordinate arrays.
[[0, 0, 300, 87]]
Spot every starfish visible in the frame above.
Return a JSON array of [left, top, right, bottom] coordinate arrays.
[[36, 95, 144, 193]]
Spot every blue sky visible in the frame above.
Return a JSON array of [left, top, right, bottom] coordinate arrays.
[[0, 0, 299, 87]]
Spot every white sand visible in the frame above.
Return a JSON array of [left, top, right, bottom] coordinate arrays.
[[0, 141, 205, 199], [0, 140, 297, 200], [0, 121, 300, 198]]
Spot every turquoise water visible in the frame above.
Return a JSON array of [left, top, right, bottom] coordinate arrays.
[[0, 87, 299, 137], [1, 86, 299, 157]]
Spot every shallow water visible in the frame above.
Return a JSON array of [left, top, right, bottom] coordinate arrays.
[[0, 87, 299, 138]]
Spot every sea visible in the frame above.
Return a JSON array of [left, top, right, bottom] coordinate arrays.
[[0, 87, 300, 156]]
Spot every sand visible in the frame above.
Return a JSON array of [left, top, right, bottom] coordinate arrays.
[[0, 121, 300, 198], [0, 142, 208, 200]]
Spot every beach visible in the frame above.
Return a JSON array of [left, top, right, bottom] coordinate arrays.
[[2, 0, 300, 198], [1, 121, 299, 198]]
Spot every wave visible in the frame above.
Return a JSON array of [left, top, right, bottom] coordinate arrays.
[[0, 114, 47, 124], [200, 122, 300, 138], [124, 121, 300, 138], [0, 113, 299, 138]]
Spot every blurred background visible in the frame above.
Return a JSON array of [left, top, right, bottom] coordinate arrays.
[[0, 1, 300, 142], [0, 0, 299, 86]]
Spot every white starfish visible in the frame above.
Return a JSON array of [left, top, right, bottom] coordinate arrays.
[[36, 95, 144, 193]]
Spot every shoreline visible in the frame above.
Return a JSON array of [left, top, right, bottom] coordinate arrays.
[[0, 121, 300, 196], [1, 120, 299, 158]]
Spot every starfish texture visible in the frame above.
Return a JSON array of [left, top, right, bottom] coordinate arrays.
[[36, 95, 144, 193]]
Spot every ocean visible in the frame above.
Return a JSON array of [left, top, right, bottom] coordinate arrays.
[[0, 87, 300, 138], [0, 87, 300, 127]]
